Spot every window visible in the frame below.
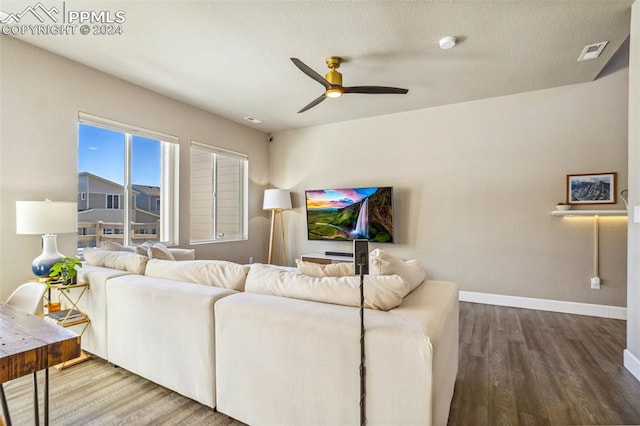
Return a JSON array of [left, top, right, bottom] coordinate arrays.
[[103, 228, 123, 235], [106, 194, 121, 209], [190, 142, 248, 243], [78, 113, 179, 249]]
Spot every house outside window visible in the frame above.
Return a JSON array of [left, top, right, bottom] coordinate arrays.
[[190, 142, 248, 243], [78, 113, 179, 249]]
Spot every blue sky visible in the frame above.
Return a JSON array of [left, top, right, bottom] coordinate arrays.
[[78, 124, 161, 186]]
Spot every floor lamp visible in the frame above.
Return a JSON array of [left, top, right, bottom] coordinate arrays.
[[263, 189, 292, 265]]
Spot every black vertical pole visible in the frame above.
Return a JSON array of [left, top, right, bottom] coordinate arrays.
[[33, 372, 39, 425], [45, 368, 49, 426], [359, 263, 366, 426], [0, 383, 12, 426]]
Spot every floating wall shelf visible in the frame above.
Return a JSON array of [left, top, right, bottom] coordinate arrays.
[[551, 209, 628, 217]]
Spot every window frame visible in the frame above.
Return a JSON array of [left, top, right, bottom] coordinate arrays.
[[79, 112, 180, 246], [190, 141, 248, 244], [105, 193, 121, 209]]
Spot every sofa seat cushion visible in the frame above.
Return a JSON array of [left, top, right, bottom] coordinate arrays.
[[144, 259, 250, 291], [83, 248, 148, 274], [246, 263, 414, 311]]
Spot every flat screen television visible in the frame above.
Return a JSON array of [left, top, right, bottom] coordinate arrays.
[[305, 186, 394, 242]]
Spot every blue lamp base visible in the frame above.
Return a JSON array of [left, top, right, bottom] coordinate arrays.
[[32, 234, 64, 278]]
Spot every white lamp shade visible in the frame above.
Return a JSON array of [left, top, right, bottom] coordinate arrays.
[[263, 189, 292, 211], [16, 201, 77, 235]]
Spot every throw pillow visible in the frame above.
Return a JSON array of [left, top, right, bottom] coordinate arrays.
[[100, 241, 135, 252], [168, 248, 196, 261], [369, 249, 426, 291], [295, 259, 355, 277], [147, 243, 175, 261], [135, 241, 154, 256]]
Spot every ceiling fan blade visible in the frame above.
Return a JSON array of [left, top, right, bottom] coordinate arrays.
[[298, 94, 327, 113], [291, 58, 331, 89], [343, 86, 409, 95]]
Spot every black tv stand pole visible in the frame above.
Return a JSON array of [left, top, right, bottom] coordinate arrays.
[[359, 262, 366, 426]]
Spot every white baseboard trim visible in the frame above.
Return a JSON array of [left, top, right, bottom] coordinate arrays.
[[624, 349, 640, 382], [459, 291, 626, 320]]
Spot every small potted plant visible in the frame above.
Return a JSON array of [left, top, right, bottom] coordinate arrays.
[[48, 257, 83, 285]]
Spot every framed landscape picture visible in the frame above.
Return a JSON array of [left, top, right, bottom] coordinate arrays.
[[567, 172, 616, 204]]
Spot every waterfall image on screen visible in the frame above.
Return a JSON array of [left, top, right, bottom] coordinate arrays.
[[305, 186, 393, 242]]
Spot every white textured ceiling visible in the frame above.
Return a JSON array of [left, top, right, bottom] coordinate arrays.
[[1, 0, 634, 132]]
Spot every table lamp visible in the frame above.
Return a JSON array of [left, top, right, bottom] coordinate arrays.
[[16, 199, 77, 278], [263, 189, 292, 264]]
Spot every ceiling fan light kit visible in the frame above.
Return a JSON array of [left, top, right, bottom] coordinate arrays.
[[291, 56, 409, 113]]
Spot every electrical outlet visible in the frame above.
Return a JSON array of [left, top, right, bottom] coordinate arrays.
[[591, 276, 601, 290], [249, 256, 254, 264]]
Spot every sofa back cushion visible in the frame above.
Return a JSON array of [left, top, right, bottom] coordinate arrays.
[[83, 248, 148, 275], [246, 263, 414, 311], [144, 259, 250, 291], [295, 259, 355, 277]]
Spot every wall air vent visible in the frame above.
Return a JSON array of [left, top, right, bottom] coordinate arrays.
[[577, 42, 608, 61]]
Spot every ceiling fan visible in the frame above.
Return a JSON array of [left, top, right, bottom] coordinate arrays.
[[290, 56, 409, 113]]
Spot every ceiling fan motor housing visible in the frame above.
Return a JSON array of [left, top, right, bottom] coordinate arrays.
[[325, 69, 342, 86]]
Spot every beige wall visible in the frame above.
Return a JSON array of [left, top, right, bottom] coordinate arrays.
[[271, 51, 629, 307], [626, 1, 640, 374], [0, 36, 270, 300]]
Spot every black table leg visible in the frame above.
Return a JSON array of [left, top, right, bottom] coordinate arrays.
[[44, 368, 49, 426], [0, 383, 12, 426], [32, 372, 39, 426]]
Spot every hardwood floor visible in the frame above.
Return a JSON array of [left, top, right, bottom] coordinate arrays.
[[448, 302, 640, 426], [1, 360, 243, 425], [2, 302, 639, 425]]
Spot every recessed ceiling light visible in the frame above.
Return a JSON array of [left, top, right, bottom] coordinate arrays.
[[243, 116, 263, 124], [439, 36, 456, 50], [577, 41, 608, 61]]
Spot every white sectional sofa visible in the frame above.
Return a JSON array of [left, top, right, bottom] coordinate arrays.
[[215, 279, 458, 426], [74, 246, 459, 426]]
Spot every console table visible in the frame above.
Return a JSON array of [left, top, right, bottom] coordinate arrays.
[[300, 253, 354, 264], [0, 303, 81, 425]]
